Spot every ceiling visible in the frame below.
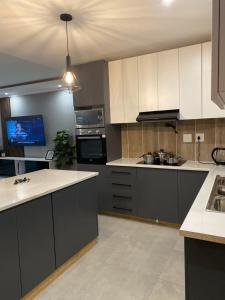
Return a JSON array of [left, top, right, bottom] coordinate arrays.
[[0, 0, 212, 88]]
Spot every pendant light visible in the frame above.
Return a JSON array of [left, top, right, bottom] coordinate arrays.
[[60, 13, 81, 91]]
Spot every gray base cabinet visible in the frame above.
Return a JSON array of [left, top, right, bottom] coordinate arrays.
[[185, 237, 225, 300], [137, 169, 178, 223], [16, 195, 55, 296], [103, 166, 207, 225], [178, 171, 207, 223], [52, 178, 98, 267], [77, 164, 110, 213], [0, 209, 21, 300], [107, 167, 138, 216]]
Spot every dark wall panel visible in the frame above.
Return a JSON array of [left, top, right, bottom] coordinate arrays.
[[0, 97, 24, 157]]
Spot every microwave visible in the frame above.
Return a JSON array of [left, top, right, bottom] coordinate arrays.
[[75, 107, 105, 129]]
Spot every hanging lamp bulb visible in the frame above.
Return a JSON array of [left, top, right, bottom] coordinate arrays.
[[60, 13, 81, 91]]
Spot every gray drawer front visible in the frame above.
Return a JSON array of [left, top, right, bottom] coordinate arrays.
[[107, 166, 136, 183], [112, 193, 133, 210]]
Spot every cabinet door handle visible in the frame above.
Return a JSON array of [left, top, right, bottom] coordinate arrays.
[[112, 183, 132, 188], [112, 194, 132, 200], [111, 171, 131, 176], [113, 206, 132, 212]]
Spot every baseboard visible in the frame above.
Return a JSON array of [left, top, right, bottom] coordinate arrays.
[[99, 212, 180, 229]]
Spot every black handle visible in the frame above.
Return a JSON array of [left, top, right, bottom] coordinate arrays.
[[112, 194, 132, 200], [111, 171, 131, 176], [112, 183, 132, 188], [112, 206, 132, 212]]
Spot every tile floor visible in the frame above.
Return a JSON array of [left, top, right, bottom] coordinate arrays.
[[35, 215, 185, 300]]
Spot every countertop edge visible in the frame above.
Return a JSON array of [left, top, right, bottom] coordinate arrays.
[[179, 229, 225, 245], [106, 159, 214, 172]]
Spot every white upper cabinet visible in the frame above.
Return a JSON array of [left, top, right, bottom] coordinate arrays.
[[123, 57, 139, 123], [138, 53, 158, 112], [179, 44, 202, 120], [108, 60, 125, 123], [202, 42, 225, 118], [108, 42, 225, 124], [157, 49, 179, 110]]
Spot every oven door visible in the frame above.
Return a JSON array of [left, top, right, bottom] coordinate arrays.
[[76, 135, 107, 164], [75, 108, 105, 128]]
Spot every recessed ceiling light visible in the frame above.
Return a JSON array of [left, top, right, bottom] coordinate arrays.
[[58, 84, 62, 88], [162, 0, 174, 6], [4, 92, 9, 95]]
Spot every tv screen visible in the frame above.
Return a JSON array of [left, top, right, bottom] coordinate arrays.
[[6, 115, 46, 146]]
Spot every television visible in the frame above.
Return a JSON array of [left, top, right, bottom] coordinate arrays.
[[6, 115, 46, 146]]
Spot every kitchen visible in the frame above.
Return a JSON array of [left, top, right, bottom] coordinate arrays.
[[0, 0, 225, 299]]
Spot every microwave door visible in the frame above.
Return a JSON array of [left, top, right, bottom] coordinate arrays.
[[75, 108, 104, 128]]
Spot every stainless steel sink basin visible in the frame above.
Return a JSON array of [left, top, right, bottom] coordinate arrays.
[[209, 196, 225, 212], [206, 176, 225, 213]]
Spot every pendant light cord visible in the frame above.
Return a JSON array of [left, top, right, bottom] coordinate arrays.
[[65, 21, 69, 56]]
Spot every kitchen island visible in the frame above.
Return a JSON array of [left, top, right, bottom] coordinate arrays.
[[0, 169, 99, 300]]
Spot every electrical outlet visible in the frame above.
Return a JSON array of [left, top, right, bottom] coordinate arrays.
[[183, 134, 192, 143], [196, 133, 204, 143]]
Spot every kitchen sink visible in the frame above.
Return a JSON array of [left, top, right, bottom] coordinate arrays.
[[213, 196, 225, 212], [206, 176, 225, 213]]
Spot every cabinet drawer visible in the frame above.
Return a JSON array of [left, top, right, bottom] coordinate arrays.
[[110, 180, 134, 192], [112, 193, 133, 209], [107, 167, 136, 183]]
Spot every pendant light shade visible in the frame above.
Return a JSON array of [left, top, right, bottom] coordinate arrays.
[[60, 13, 81, 91]]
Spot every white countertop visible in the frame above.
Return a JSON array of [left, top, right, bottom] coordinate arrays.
[[180, 165, 225, 244], [0, 169, 98, 212], [107, 158, 225, 244], [107, 158, 215, 172], [0, 156, 49, 162]]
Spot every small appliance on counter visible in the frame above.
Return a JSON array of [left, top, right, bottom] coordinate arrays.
[[139, 149, 185, 167], [211, 148, 225, 165]]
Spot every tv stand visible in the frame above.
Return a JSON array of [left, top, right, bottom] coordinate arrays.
[[0, 157, 54, 177]]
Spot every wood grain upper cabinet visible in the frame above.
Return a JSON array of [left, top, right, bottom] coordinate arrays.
[[212, 0, 225, 108], [179, 44, 202, 120], [108, 60, 125, 123], [123, 57, 139, 123], [108, 57, 138, 124], [138, 53, 158, 112], [202, 42, 225, 118], [158, 49, 179, 110]]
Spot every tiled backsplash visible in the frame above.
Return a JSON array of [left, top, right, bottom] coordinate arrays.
[[121, 119, 225, 161]]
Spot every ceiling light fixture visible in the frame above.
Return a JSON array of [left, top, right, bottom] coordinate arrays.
[[58, 84, 62, 88], [60, 13, 81, 91], [4, 92, 9, 95], [162, 0, 174, 7]]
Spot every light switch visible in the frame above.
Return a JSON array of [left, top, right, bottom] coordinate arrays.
[[183, 133, 192, 143]]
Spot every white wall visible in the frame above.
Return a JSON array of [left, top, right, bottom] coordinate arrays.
[[10, 90, 75, 158]]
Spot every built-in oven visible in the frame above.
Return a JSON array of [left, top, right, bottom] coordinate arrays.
[[76, 128, 107, 164], [75, 106, 105, 129]]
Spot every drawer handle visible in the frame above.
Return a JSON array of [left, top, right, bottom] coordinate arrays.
[[112, 183, 132, 188], [111, 171, 131, 176], [113, 194, 132, 200], [113, 206, 132, 212]]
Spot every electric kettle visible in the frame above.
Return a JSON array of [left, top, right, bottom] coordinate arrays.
[[211, 148, 225, 165]]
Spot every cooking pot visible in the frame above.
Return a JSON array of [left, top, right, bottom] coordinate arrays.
[[142, 152, 154, 164]]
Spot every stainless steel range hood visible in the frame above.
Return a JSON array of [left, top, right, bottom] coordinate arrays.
[[136, 109, 180, 122]]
